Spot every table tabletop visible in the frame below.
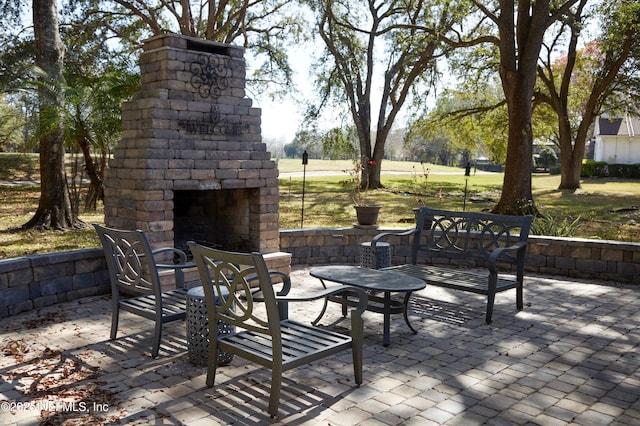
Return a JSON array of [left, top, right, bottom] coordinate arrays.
[[310, 265, 426, 292]]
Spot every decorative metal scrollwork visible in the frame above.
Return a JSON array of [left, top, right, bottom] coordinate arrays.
[[189, 55, 230, 98]]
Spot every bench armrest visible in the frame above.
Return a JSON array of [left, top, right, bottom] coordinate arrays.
[[487, 241, 528, 273], [371, 228, 417, 253]]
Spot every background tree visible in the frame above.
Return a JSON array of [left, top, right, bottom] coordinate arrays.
[[1, 0, 303, 229], [284, 128, 323, 159], [536, 0, 640, 190], [0, 95, 24, 151], [61, 19, 140, 210], [65, 65, 140, 209], [66, 0, 305, 94], [403, 130, 459, 165], [304, 0, 464, 191], [435, 0, 581, 215], [320, 126, 358, 160], [409, 75, 561, 170], [0, 28, 40, 154], [409, 83, 509, 166], [21, 0, 81, 230]]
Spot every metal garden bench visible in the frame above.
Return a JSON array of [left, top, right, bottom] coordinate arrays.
[[371, 207, 533, 323]]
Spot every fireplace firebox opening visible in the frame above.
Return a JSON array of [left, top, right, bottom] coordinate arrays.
[[173, 189, 254, 253]]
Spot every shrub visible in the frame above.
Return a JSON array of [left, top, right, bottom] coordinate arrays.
[[531, 212, 581, 237], [581, 160, 608, 178], [549, 165, 561, 175], [537, 147, 558, 170], [608, 164, 640, 178]]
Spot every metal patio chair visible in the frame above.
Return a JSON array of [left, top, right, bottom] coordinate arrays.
[[188, 242, 367, 418], [94, 224, 193, 357]]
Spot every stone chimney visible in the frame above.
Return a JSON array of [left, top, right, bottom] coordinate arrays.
[[103, 34, 281, 255]]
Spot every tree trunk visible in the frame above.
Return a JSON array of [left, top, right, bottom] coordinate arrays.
[[490, 0, 554, 216], [76, 130, 105, 210], [23, 0, 81, 230], [557, 116, 585, 190], [558, 32, 634, 190], [536, 2, 636, 191], [492, 73, 537, 216]]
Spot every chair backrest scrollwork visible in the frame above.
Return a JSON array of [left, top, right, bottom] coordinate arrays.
[[188, 243, 283, 342]]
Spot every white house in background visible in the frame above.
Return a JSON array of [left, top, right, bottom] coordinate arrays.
[[593, 115, 640, 164]]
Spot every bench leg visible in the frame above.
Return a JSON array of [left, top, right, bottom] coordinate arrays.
[[485, 294, 494, 324], [485, 285, 497, 324], [485, 274, 499, 324], [516, 284, 524, 311]]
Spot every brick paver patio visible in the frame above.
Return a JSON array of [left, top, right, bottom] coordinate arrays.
[[1, 266, 639, 425]]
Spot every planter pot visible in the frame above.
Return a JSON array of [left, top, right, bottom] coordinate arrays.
[[355, 205, 381, 226]]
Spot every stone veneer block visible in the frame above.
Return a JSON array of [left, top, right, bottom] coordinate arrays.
[[190, 169, 217, 180]]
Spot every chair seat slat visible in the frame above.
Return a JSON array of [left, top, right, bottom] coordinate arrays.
[[221, 323, 352, 365], [281, 321, 350, 345]]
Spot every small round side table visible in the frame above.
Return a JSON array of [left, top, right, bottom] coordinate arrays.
[[360, 241, 391, 269], [186, 286, 235, 366]]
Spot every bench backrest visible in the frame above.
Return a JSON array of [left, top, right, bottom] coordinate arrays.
[[412, 207, 533, 265]]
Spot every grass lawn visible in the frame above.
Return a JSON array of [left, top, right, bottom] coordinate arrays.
[[279, 164, 640, 242], [1, 153, 639, 258]]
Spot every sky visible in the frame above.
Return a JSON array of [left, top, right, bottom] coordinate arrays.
[[250, 49, 397, 145], [255, 96, 303, 143], [249, 40, 318, 144]]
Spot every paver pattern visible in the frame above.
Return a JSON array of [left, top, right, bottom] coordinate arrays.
[[1, 266, 639, 425]]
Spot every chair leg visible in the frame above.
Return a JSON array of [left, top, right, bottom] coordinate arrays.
[[206, 333, 220, 388], [110, 301, 120, 340], [516, 284, 524, 311], [268, 366, 282, 418]]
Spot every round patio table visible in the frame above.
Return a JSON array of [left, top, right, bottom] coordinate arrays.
[[310, 265, 426, 346]]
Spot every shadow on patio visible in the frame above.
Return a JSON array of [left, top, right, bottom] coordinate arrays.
[[1, 267, 639, 425]]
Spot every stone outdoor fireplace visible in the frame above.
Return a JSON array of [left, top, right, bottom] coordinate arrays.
[[103, 34, 282, 258]]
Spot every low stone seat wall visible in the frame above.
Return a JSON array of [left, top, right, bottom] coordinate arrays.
[[0, 248, 110, 318], [1, 228, 639, 318], [280, 228, 640, 283]]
